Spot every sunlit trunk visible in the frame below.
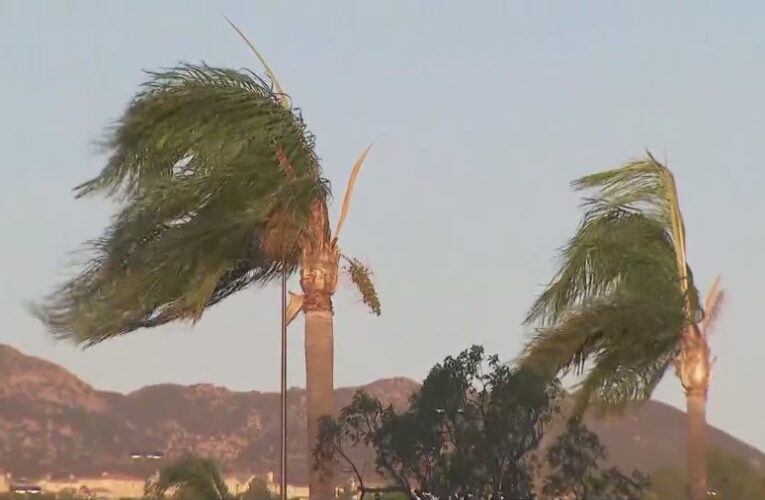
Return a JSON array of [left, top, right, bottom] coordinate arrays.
[[304, 309, 334, 500], [686, 389, 707, 500], [676, 325, 710, 500], [300, 245, 339, 500]]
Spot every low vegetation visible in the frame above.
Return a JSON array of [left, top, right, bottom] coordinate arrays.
[[314, 346, 646, 499]]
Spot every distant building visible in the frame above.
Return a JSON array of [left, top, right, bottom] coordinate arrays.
[[10, 484, 42, 495], [3, 470, 318, 499], [38, 475, 145, 498], [129, 451, 164, 460]]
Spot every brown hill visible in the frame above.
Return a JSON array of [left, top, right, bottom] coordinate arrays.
[[1, 343, 763, 484]]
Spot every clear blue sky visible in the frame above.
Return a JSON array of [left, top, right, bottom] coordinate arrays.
[[2, 1, 764, 451]]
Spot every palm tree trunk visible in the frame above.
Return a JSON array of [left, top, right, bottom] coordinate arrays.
[[676, 325, 710, 500], [300, 245, 339, 500], [686, 389, 707, 500], [304, 309, 335, 500]]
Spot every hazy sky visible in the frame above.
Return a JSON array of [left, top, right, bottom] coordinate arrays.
[[2, 1, 764, 451]]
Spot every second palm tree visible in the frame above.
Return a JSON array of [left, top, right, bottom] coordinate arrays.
[[522, 153, 722, 500]]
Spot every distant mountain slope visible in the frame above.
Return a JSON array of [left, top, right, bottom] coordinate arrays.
[[1, 343, 762, 483]]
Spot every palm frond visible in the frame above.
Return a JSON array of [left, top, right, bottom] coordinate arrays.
[[572, 156, 668, 222], [76, 63, 323, 199], [523, 290, 684, 412], [33, 64, 330, 345], [571, 153, 697, 314], [333, 145, 372, 242], [525, 210, 682, 326], [224, 17, 290, 108], [523, 287, 684, 371], [574, 345, 676, 415]]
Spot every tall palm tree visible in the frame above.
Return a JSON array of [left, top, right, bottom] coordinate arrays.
[[33, 55, 380, 499], [521, 153, 723, 500], [145, 456, 233, 500]]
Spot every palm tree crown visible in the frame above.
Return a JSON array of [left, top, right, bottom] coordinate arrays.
[[522, 154, 703, 411], [33, 63, 377, 345]]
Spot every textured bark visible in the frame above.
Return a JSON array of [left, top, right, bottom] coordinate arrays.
[[304, 309, 334, 500], [676, 324, 710, 500], [686, 390, 707, 500], [299, 240, 339, 500]]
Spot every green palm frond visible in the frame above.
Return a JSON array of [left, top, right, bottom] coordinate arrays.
[[526, 210, 683, 326], [572, 157, 670, 222], [32, 64, 330, 345], [576, 344, 676, 414], [78, 65, 322, 198], [523, 289, 685, 411], [146, 456, 231, 500], [571, 153, 699, 316]]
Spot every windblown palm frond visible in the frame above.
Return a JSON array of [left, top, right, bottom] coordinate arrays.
[[146, 456, 231, 500], [522, 153, 702, 411], [571, 153, 701, 317], [32, 64, 330, 345], [521, 211, 686, 407], [525, 210, 683, 326]]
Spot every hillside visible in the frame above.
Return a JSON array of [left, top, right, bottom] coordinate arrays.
[[1, 343, 763, 484]]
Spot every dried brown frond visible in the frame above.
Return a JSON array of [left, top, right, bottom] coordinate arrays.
[[275, 147, 296, 179], [701, 275, 725, 337], [332, 145, 372, 243], [225, 17, 290, 108], [261, 210, 300, 260]]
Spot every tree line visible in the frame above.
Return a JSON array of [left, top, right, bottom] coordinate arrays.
[[4, 349, 763, 499]]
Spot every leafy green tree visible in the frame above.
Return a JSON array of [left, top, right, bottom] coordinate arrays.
[[0, 493, 56, 500], [145, 456, 232, 500], [32, 28, 380, 499], [240, 478, 275, 500], [643, 448, 765, 499], [641, 465, 687, 500], [543, 419, 648, 499], [706, 447, 765, 499], [521, 154, 724, 500], [316, 346, 561, 499], [55, 489, 81, 500]]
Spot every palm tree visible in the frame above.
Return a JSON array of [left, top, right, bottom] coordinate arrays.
[[145, 456, 233, 500], [33, 47, 380, 499], [521, 153, 724, 500]]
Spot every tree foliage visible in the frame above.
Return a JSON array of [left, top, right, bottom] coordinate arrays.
[[239, 478, 275, 500], [315, 346, 562, 499], [543, 419, 649, 499], [521, 154, 703, 412], [145, 455, 232, 500], [643, 448, 765, 500], [706, 447, 765, 499]]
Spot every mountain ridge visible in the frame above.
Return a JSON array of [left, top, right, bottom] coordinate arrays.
[[1, 343, 763, 484]]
